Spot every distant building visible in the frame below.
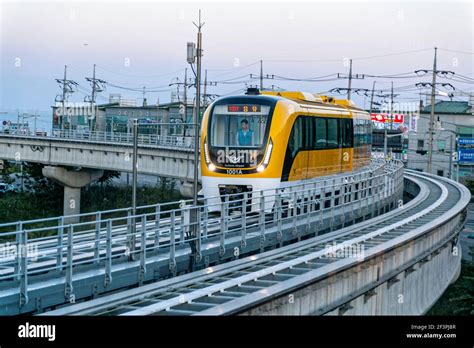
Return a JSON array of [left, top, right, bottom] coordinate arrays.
[[406, 100, 474, 183], [51, 96, 195, 136]]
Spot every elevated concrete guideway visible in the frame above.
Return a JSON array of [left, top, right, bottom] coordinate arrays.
[[0, 133, 198, 181], [0, 133, 200, 217]]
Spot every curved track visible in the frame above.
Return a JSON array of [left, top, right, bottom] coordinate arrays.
[[42, 171, 468, 316]]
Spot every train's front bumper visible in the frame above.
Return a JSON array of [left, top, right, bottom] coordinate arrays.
[[201, 176, 281, 213]]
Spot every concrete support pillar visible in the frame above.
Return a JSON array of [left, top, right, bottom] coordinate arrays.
[[63, 186, 81, 217], [42, 166, 104, 223]]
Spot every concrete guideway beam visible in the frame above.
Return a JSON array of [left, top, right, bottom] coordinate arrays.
[[42, 166, 104, 222]]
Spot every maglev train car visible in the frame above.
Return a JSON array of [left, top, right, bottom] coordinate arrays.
[[200, 90, 372, 212]]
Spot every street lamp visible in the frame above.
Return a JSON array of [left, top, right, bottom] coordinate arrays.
[[439, 128, 460, 181], [128, 118, 139, 260], [21, 113, 40, 135], [384, 132, 403, 158]]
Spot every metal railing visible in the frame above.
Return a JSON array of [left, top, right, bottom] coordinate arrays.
[[0, 125, 196, 149], [0, 159, 404, 305]]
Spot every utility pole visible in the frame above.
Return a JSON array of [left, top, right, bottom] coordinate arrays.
[[61, 66, 67, 131], [90, 64, 97, 132], [184, 68, 188, 135], [390, 81, 394, 130], [260, 60, 263, 91], [369, 81, 376, 116], [336, 60, 364, 100], [347, 59, 352, 100], [203, 69, 208, 108], [142, 86, 147, 106], [55, 65, 78, 133], [193, 11, 204, 207], [129, 118, 138, 260], [427, 47, 438, 174], [85, 64, 106, 138], [449, 134, 454, 179]]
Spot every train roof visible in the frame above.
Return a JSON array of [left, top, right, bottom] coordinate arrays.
[[260, 91, 365, 112], [211, 91, 367, 114]]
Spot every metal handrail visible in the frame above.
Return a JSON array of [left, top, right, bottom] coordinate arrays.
[[0, 129, 196, 149], [0, 160, 404, 304]]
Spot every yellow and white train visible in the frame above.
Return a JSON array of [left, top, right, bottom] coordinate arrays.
[[200, 90, 372, 212]]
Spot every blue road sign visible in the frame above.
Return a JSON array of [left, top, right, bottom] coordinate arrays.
[[458, 137, 474, 146], [458, 149, 474, 163]]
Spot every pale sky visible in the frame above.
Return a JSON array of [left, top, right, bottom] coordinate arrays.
[[1, 0, 473, 112]]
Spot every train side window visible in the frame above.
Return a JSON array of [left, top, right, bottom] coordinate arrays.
[[303, 116, 314, 150], [289, 117, 303, 157], [315, 118, 327, 149], [341, 119, 353, 148], [327, 118, 338, 148]]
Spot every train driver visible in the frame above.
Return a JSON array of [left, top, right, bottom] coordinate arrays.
[[236, 119, 254, 146]]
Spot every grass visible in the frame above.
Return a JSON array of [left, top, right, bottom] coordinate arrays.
[[427, 258, 474, 315]]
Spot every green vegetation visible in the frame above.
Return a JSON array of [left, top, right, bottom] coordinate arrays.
[[0, 162, 183, 225], [428, 246, 474, 315], [466, 179, 474, 196]]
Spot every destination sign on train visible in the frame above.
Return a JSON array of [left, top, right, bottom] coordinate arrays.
[[227, 105, 261, 113]]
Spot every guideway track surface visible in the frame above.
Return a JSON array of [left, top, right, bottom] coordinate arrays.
[[42, 170, 465, 316]]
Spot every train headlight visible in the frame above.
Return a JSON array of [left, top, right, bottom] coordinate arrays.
[[204, 141, 211, 164], [208, 163, 216, 171], [263, 139, 273, 165], [257, 164, 265, 172]]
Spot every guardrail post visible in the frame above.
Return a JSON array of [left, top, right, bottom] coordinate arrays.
[[65, 225, 74, 303], [351, 177, 356, 225], [56, 217, 64, 271], [127, 208, 136, 261], [241, 193, 248, 249], [105, 219, 112, 287], [292, 190, 298, 237], [139, 214, 147, 284], [169, 210, 176, 276], [357, 174, 363, 218], [321, 181, 326, 231], [219, 196, 228, 257], [180, 204, 187, 246], [94, 211, 101, 264], [306, 185, 312, 234], [341, 179, 347, 228], [19, 229, 28, 307], [330, 179, 335, 231], [154, 205, 161, 248], [194, 207, 202, 263], [14, 222, 22, 280], [203, 200, 208, 240]]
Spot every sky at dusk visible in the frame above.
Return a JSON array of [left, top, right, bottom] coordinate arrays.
[[0, 0, 473, 116]]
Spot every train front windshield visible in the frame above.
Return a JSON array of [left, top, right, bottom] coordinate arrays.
[[209, 104, 270, 148]]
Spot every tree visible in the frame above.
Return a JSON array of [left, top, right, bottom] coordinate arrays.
[[97, 170, 121, 185]]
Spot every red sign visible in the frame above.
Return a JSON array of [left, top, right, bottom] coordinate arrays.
[[227, 105, 261, 113], [371, 113, 404, 124]]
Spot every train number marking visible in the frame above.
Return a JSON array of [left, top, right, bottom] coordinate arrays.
[[226, 169, 243, 175]]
